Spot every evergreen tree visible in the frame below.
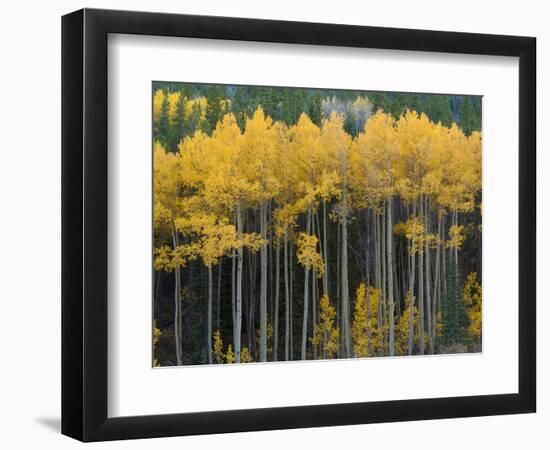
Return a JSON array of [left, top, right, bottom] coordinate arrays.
[[472, 97, 482, 128], [460, 97, 475, 136], [202, 85, 225, 135], [157, 96, 170, 147], [184, 102, 201, 137], [389, 93, 407, 119], [307, 91, 322, 126], [282, 88, 307, 126], [179, 84, 193, 101], [459, 96, 482, 135], [231, 86, 250, 130], [168, 93, 186, 151], [368, 92, 390, 113], [426, 95, 453, 127], [407, 94, 422, 115], [441, 259, 469, 347], [258, 87, 282, 120]]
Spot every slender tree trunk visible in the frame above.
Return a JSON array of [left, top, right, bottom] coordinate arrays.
[[418, 197, 425, 355], [284, 233, 290, 360], [365, 275, 372, 355], [235, 203, 243, 363], [274, 240, 280, 361], [231, 252, 236, 341], [365, 207, 372, 356], [375, 211, 383, 357], [248, 250, 256, 354], [312, 262, 317, 359], [454, 207, 459, 276], [393, 236, 400, 316], [341, 185, 351, 357], [170, 222, 183, 366], [433, 214, 442, 349], [260, 201, 268, 362], [374, 210, 382, 292], [207, 265, 213, 364], [381, 203, 387, 355], [269, 208, 274, 334], [290, 239, 294, 360], [323, 200, 329, 296], [336, 218, 341, 358], [425, 197, 433, 354], [364, 206, 370, 287], [401, 227, 411, 304], [408, 201, 417, 355], [387, 195, 395, 356], [154, 270, 162, 308], [442, 218, 447, 297], [217, 258, 222, 331], [301, 208, 312, 360], [186, 261, 193, 353]]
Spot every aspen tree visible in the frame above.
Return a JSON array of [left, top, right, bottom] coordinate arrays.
[[322, 112, 353, 357]]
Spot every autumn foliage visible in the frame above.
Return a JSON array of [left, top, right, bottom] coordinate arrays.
[[153, 85, 482, 366]]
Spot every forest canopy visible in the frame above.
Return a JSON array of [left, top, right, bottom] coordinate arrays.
[[152, 82, 482, 366]]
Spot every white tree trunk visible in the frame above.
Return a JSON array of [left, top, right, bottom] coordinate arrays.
[[207, 265, 213, 364], [323, 201, 329, 296], [407, 201, 417, 355], [170, 222, 182, 366], [231, 252, 236, 342], [418, 196, 425, 355], [173, 267, 182, 366], [217, 258, 222, 330], [301, 208, 312, 360], [284, 233, 290, 360], [235, 203, 243, 363], [381, 203, 387, 355], [387, 195, 395, 356], [260, 201, 268, 362], [425, 197, 433, 354], [433, 214, 442, 350], [341, 185, 351, 357], [274, 240, 280, 361]]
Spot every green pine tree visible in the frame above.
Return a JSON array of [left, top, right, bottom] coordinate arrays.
[[460, 97, 474, 135], [368, 92, 391, 113], [185, 102, 201, 137], [202, 85, 225, 135], [426, 95, 453, 127], [441, 258, 469, 348], [307, 91, 322, 126], [157, 96, 170, 147], [168, 92, 186, 152], [407, 94, 422, 115]]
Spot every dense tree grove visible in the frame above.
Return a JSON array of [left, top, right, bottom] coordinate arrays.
[[153, 83, 482, 366]]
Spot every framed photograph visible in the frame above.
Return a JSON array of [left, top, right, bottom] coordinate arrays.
[[62, 8, 536, 442]]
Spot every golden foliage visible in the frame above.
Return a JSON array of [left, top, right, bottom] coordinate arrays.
[[213, 330, 224, 364], [225, 345, 235, 364], [395, 295, 421, 356], [352, 284, 382, 357], [240, 347, 253, 363], [153, 101, 482, 362], [311, 295, 340, 359], [447, 224, 465, 250], [153, 89, 208, 128], [153, 321, 161, 367], [296, 233, 325, 277], [463, 272, 482, 342], [352, 283, 369, 357]]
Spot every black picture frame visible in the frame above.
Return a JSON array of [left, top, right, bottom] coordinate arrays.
[[61, 8, 536, 442]]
